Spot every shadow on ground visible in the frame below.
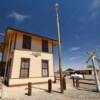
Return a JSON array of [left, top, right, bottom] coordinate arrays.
[[25, 86, 61, 95], [77, 87, 97, 92]]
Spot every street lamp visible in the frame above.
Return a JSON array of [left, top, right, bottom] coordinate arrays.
[[55, 3, 64, 93]]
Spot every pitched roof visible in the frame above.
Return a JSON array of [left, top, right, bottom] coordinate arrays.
[[7, 27, 58, 42]]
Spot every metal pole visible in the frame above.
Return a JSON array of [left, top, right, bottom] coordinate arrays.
[[92, 56, 100, 92], [55, 3, 64, 93]]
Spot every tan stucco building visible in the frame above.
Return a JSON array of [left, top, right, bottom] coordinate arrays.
[[0, 28, 57, 86], [64, 68, 100, 76]]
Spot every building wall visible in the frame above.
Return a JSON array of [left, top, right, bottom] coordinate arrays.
[[15, 32, 53, 53], [11, 50, 54, 78], [9, 77, 54, 85], [9, 32, 54, 85]]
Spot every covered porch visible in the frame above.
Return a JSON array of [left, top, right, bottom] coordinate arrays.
[[0, 42, 5, 76]]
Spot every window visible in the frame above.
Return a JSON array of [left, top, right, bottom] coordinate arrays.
[[42, 40, 48, 52], [42, 60, 49, 77], [20, 58, 30, 78], [22, 35, 31, 49]]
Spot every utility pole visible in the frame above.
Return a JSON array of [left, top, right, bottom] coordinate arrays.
[[55, 3, 64, 93], [87, 51, 100, 92]]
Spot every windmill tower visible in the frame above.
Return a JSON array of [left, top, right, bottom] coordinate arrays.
[[86, 50, 100, 92]]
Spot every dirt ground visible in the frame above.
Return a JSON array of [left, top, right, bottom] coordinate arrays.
[[0, 77, 100, 100]]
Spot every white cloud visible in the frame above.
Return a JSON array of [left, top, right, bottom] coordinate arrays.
[[90, 9, 100, 20], [7, 11, 31, 22], [75, 35, 80, 39], [89, 0, 100, 12], [89, 0, 100, 20], [69, 56, 82, 61], [70, 47, 80, 51], [96, 45, 100, 51], [97, 45, 100, 48]]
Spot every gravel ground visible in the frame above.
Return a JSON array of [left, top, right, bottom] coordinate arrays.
[[0, 77, 100, 100]]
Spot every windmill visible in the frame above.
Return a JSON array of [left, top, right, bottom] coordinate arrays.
[[86, 50, 100, 92]]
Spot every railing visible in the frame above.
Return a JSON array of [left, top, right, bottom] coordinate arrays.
[[71, 78, 99, 88]]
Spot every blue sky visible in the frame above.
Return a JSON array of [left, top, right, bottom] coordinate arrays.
[[0, 0, 100, 70]]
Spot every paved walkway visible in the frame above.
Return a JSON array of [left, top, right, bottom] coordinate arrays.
[[0, 77, 100, 100]]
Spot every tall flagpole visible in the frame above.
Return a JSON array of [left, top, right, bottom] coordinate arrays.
[[55, 3, 64, 93]]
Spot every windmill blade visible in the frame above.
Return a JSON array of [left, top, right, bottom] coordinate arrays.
[[86, 55, 92, 63], [95, 57, 100, 62], [86, 50, 96, 63]]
